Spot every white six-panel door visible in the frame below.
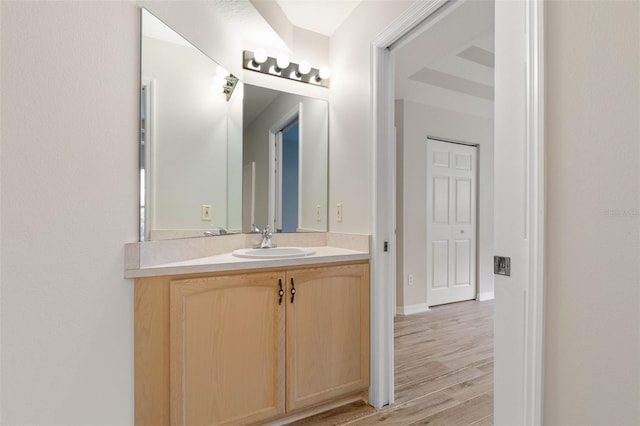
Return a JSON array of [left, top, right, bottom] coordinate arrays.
[[426, 140, 477, 307]]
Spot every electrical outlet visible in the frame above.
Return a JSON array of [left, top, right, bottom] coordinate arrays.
[[336, 203, 343, 222], [315, 204, 322, 222], [201, 204, 212, 221], [408, 274, 414, 286]]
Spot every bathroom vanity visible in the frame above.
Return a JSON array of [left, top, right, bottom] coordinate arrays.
[[132, 9, 365, 424], [127, 237, 370, 425]]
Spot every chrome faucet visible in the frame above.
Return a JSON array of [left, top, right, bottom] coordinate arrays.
[[250, 223, 261, 233], [258, 225, 276, 249]]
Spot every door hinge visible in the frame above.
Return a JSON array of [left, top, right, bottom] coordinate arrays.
[[383, 241, 389, 252]]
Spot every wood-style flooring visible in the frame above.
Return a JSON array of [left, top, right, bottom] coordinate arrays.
[[288, 300, 494, 426]]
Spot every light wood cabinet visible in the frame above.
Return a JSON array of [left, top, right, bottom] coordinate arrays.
[[134, 261, 369, 426], [285, 263, 370, 411], [170, 271, 285, 425]]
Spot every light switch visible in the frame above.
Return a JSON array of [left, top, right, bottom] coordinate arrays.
[[201, 205, 212, 221]]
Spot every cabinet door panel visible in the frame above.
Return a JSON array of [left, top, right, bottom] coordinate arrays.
[[286, 263, 370, 411], [170, 272, 285, 426]]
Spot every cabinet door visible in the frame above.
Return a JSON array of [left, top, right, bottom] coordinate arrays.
[[170, 272, 285, 425], [285, 263, 370, 411]]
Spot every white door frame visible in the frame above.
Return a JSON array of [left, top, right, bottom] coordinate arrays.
[[369, 1, 545, 424]]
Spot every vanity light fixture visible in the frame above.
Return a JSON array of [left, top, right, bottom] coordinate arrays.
[[222, 74, 239, 100], [213, 66, 239, 101], [243, 50, 330, 88]]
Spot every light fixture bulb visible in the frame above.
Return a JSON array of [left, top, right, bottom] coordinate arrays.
[[319, 66, 331, 80], [276, 54, 290, 70], [298, 61, 312, 75], [253, 48, 268, 64]]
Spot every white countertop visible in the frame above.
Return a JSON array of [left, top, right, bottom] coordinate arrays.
[[125, 246, 369, 278]]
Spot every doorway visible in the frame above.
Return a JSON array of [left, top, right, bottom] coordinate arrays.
[[140, 78, 156, 242], [266, 104, 301, 232], [370, 0, 545, 423], [392, 2, 492, 422], [276, 120, 300, 233]]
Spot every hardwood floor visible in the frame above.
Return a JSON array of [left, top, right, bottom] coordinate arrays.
[[288, 300, 493, 426]]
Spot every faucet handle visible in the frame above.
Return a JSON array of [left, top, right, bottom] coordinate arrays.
[[251, 223, 261, 233]]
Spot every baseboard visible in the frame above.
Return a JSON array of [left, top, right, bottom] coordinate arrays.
[[396, 303, 430, 315], [477, 291, 494, 301]]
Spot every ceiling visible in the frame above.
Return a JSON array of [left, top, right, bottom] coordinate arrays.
[[394, 0, 495, 118], [209, 0, 290, 52], [275, 0, 362, 36]]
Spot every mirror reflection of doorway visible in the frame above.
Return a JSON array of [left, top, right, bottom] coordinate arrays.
[[140, 79, 155, 242], [140, 85, 147, 241], [276, 120, 300, 232]]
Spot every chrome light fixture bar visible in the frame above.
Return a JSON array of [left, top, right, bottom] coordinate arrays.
[[222, 74, 239, 100], [242, 50, 330, 88], [213, 65, 239, 101]]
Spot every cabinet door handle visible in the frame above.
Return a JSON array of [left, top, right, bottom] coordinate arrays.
[[278, 279, 284, 305], [290, 278, 296, 303]]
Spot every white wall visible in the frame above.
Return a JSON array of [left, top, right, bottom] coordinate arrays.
[[142, 36, 229, 233], [544, 1, 640, 424], [1, 1, 139, 423], [329, 0, 413, 233], [227, 83, 244, 233], [299, 99, 329, 231], [395, 100, 494, 310]]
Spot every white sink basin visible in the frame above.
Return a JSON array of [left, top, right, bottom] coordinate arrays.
[[232, 247, 316, 259]]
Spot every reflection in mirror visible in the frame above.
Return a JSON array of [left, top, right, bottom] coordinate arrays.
[[140, 9, 242, 241], [242, 85, 328, 233], [139, 9, 329, 241]]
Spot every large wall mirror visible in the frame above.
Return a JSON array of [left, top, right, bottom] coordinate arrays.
[[140, 9, 328, 241]]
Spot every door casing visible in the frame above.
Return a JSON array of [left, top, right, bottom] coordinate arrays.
[[369, 1, 545, 424]]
